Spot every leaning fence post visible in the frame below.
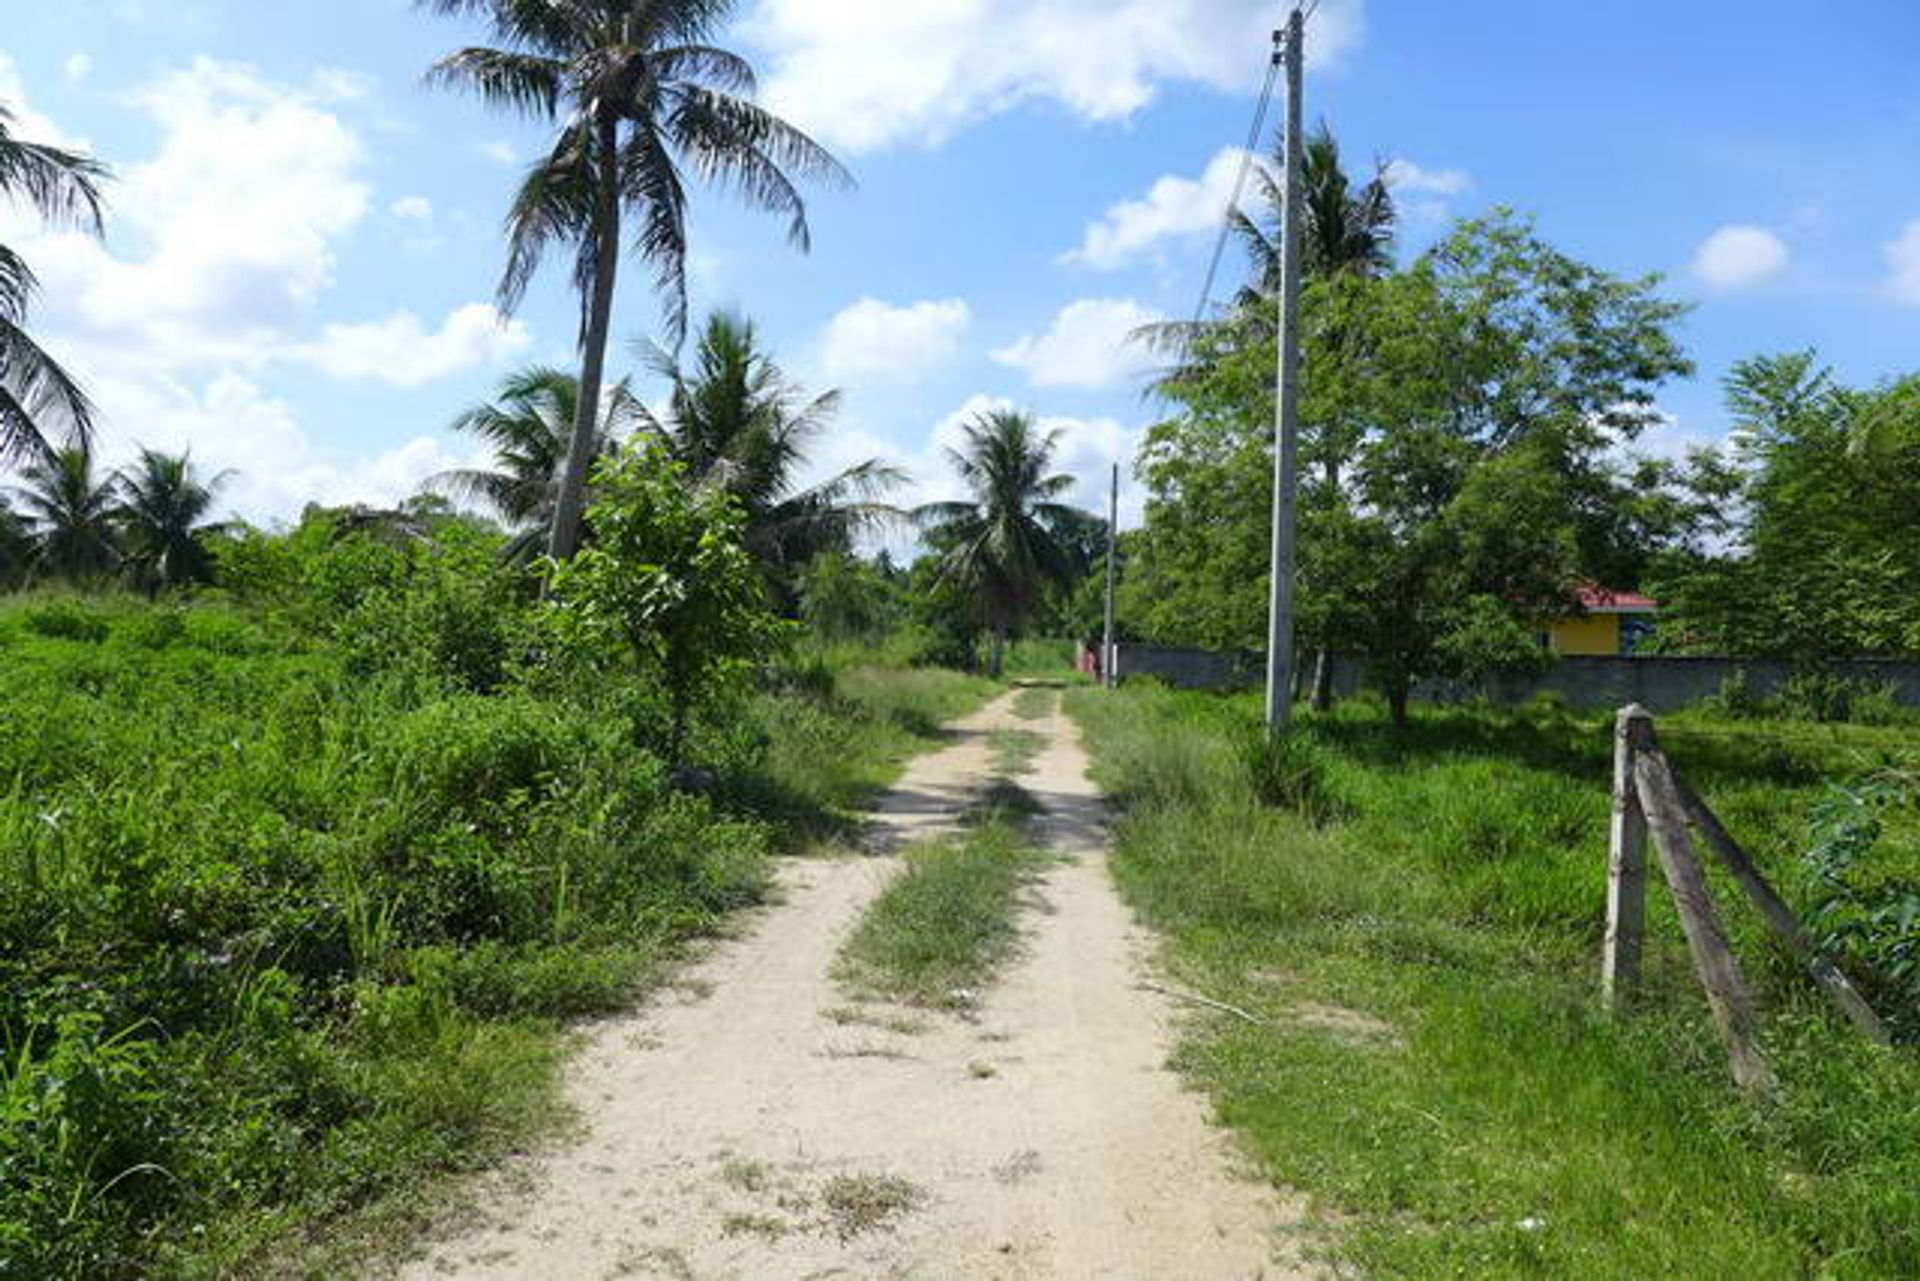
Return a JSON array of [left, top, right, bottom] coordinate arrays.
[[1603, 705, 1652, 1011], [1633, 738, 1779, 1097], [1672, 774, 1893, 1047]]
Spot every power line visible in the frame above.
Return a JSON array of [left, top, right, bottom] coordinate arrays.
[[1188, 26, 1284, 330]]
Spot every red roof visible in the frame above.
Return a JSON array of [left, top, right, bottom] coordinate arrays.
[[1578, 586, 1659, 611]]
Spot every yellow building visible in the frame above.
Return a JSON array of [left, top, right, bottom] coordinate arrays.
[[1544, 588, 1660, 657]]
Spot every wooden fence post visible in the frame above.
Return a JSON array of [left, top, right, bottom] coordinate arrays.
[[1633, 743, 1779, 1097], [1603, 705, 1652, 1012], [1673, 775, 1893, 1047]]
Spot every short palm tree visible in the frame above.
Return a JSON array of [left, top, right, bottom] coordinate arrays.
[[115, 448, 231, 594], [14, 445, 117, 582], [916, 409, 1081, 676], [0, 103, 109, 463], [429, 364, 641, 562], [420, 0, 850, 562], [635, 311, 904, 599]]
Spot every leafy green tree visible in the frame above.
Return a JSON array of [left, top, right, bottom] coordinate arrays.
[[797, 549, 899, 642], [635, 311, 903, 600], [1129, 212, 1696, 725], [544, 438, 782, 761], [1649, 353, 1920, 659], [12, 445, 118, 582], [916, 409, 1083, 676], [430, 365, 639, 561], [0, 103, 107, 463], [114, 449, 231, 594], [421, 0, 849, 562]]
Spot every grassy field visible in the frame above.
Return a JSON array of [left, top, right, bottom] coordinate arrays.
[[1068, 683, 1920, 1278], [0, 595, 994, 1278]]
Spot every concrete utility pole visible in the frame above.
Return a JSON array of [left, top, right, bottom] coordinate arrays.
[[1103, 462, 1119, 689], [1264, 6, 1304, 737]]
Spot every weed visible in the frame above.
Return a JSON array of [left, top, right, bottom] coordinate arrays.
[[819, 1173, 925, 1240], [1011, 686, 1056, 720], [989, 728, 1046, 777], [838, 821, 1046, 1008]]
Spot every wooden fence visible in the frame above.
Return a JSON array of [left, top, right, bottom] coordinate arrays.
[[1603, 704, 1890, 1096]]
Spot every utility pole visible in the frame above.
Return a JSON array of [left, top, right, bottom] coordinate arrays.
[[1103, 462, 1119, 689], [1264, 6, 1304, 737]]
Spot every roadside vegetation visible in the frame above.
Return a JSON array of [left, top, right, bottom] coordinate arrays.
[[0, 499, 992, 1277], [1070, 682, 1920, 1277]]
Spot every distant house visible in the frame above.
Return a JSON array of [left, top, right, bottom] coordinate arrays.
[[1544, 587, 1660, 656]]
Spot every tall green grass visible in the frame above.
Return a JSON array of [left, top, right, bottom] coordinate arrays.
[[1069, 684, 1920, 1278], [0, 596, 996, 1277]]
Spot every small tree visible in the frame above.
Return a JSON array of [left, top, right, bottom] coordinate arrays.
[[544, 439, 781, 762]]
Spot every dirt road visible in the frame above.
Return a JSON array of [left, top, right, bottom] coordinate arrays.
[[396, 691, 1307, 1279]]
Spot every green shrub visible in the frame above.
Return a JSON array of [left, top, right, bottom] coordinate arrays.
[[20, 597, 111, 643]]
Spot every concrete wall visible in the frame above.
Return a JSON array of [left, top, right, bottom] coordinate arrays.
[[1113, 643, 1920, 713], [1111, 643, 1264, 691]]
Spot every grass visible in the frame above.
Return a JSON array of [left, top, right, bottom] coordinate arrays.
[[0, 589, 996, 1278], [989, 727, 1045, 776], [838, 817, 1047, 1009], [751, 658, 1000, 837], [1067, 682, 1920, 1279], [1011, 685, 1057, 720]]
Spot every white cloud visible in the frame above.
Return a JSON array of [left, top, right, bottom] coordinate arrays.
[[1691, 224, 1790, 291], [1065, 147, 1249, 270], [992, 298, 1162, 390], [478, 140, 518, 165], [390, 195, 434, 223], [63, 53, 93, 83], [817, 297, 970, 384], [0, 59, 527, 522], [301, 304, 532, 388], [1883, 219, 1920, 305], [1383, 158, 1471, 197], [747, 0, 1365, 153], [82, 372, 486, 524]]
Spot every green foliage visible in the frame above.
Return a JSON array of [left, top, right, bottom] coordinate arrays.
[[545, 439, 785, 759], [915, 409, 1089, 675], [838, 819, 1044, 1009], [1650, 353, 1920, 660], [1069, 683, 1920, 1275], [1128, 210, 1703, 720], [0, 553, 807, 1273], [1804, 772, 1920, 1036], [797, 549, 899, 641]]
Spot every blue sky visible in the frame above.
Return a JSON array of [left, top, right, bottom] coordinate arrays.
[[3, 0, 1918, 526]]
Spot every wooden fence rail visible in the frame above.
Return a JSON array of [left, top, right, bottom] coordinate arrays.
[[1603, 704, 1891, 1097]]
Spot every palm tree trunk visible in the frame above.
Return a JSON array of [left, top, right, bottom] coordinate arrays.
[[546, 115, 622, 562]]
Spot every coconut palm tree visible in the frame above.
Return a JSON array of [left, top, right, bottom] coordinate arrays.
[[635, 311, 904, 599], [13, 445, 117, 582], [915, 409, 1082, 676], [420, 0, 851, 563], [115, 448, 231, 594], [429, 364, 640, 562], [1138, 121, 1397, 380], [1228, 121, 1396, 308], [0, 103, 108, 463]]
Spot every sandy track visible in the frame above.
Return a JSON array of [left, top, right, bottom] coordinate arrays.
[[395, 691, 1307, 1279]]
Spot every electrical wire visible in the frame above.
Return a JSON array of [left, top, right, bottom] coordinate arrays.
[[1187, 27, 1284, 331]]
